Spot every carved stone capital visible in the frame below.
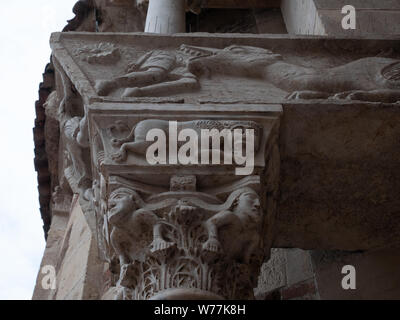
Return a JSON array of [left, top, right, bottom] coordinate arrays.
[[102, 174, 270, 299], [86, 102, 281, 300]]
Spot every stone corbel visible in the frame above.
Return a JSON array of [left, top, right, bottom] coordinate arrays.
[[87, 103, 282, 300]]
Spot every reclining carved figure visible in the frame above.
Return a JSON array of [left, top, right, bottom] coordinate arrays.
[[95, 49, 199, 97], [110, 119, 262, 162], [183, 44, 400, 103]]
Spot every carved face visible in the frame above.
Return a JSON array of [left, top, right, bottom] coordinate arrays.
[[108, 189, 136, 219], [223, 45, 283, 69], [183, 44, 282, 77], [235, 192, 261, 218]]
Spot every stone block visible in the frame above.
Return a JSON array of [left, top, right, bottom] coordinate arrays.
[[285, 249, 314, 286], [254, 249, 287, 297]]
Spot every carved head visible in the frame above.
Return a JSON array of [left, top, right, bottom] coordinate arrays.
[[223, 45, 282, 63], [230, 188, 261, 219], [108, 188, 139, 222], [43, 91, 59, 120], [63, 117, 81, 140], [183, 44, 282, 77]]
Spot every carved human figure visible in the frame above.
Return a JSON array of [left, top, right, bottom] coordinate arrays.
[[62, 117, 90, 189], [110, 119, 261, 162], [107, 188, 174, 272], [55, 65, 92, 195], [95, 49, 199, 97], [183, 44, 400, 102], [202, 187, 262, 263]]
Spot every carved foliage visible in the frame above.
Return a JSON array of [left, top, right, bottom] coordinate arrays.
[[75, 42, 121, 65]]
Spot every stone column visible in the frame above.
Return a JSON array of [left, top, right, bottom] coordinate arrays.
[[145, 0, 186, 34]]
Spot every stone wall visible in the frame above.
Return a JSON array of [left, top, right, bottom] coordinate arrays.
[[312, 248, 400, 299], [255, 249, 319, 300], [255, 247, 400, 300], [33, 196, 103, 300]]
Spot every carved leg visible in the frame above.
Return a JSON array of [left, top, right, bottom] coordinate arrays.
[[202, 217, 223, 253], [242, 237, 261, 264], [123, 77, 199, 97], [115, 69, 166, 87], [111, 125, 137, 147], [333, 89, 400, 103], [150, 223, 175, 253], [110, 229, 130, 266], [95, 79, 117, 96], [95, 70, 166, 96], [111, 141, 154, 162], [287, 90, 331, 100]]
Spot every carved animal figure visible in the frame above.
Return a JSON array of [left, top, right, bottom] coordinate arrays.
[[202, 187, 262, 263], [183, 44, 400, 103], [110, 119, 262, 162]]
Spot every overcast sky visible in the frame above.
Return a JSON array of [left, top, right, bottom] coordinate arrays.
[[0, 0, 78, 300]]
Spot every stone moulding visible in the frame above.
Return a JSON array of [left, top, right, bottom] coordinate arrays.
[[50, 32, 400, 106]]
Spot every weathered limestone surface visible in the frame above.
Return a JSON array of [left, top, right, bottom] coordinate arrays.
[[32, 212, 69, 299], [57, 198, 103, 299], [33, 30, 400, 299], [51, 32, 400, 251], [32, 196, 103, 300], [276, 102, 400, 250], [255, 248, 319, 300], [254, 249, 287, 297]]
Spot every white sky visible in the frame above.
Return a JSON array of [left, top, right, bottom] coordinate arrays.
[[0, 0, 79, 300]]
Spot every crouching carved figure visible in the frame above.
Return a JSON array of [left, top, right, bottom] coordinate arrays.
[[202, 187, 262, 264], [105, 183, 266, 300], [107, 187, 175, 291]]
